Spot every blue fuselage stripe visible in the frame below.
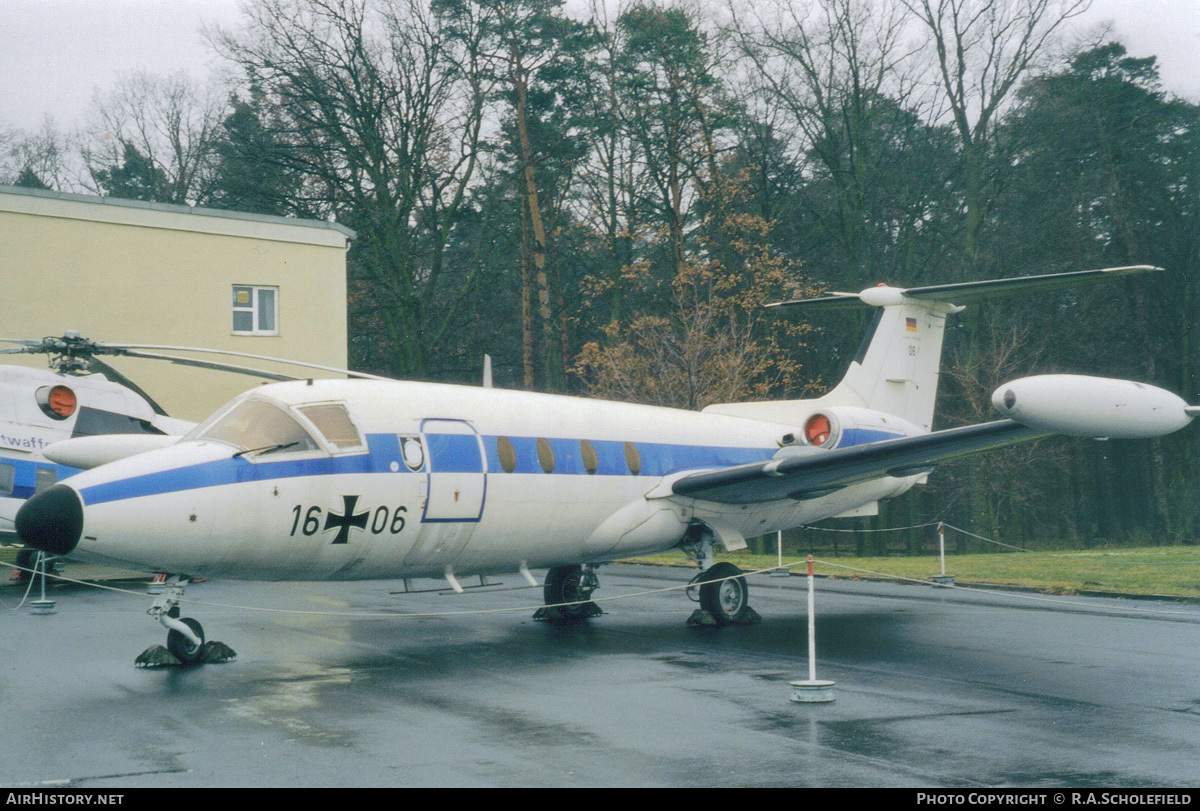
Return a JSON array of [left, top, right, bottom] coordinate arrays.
[[0, 457, 82, 501], [72, 428, 908, 507], [840, 428, 904, 447]]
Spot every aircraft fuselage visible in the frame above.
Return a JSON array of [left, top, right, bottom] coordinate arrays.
[[52, 379, 919, 580]]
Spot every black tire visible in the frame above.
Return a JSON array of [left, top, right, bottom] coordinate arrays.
[[699, 562, 749, 625], [166, 617, 206, 665], [544, 565, 590, 618]]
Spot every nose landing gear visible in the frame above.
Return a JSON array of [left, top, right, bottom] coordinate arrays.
[[134, 577, 236, 668]]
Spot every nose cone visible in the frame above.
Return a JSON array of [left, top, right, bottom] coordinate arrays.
[[16, 484, 84, 556]]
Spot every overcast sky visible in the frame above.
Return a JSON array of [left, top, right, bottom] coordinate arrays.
[[1, 0, 1197, 133]]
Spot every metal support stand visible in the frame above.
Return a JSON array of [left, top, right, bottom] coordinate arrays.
[[148, 579, 202, 647], [29, 553, 57, 615], [770, 530, 790, 577], [790, 555, 834, 703], [931, 522, 955, 585]]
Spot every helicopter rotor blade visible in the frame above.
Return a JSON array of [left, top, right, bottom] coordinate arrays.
[[114, 349, 302, 382], [82, 357, 171, 416], [97, 343, 391, 381]]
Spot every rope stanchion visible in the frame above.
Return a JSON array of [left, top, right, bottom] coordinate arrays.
[[790, 555, 835, 703]]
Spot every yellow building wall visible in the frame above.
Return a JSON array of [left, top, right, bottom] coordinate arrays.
[[0, 191, 350, 422]]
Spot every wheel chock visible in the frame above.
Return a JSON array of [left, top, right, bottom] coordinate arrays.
[[135, 641, 237, 668], [135, 645, 181, 668], [687, 606, 763, 627], [533, 602, 603, 622]]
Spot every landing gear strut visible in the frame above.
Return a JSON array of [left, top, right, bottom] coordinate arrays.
[[134, 577, 235, 668], [682, 527, 761, 626], [534, 564, 602, 622]]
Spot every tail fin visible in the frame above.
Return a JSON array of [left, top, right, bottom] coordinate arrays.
[[814, 291, 954, 430], [705, 266, 1161, 431]]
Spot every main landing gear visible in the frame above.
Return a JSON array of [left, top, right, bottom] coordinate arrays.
[[534, 564, 603, 622], [683, 529, 761, 627], [134, 577, 236, 668]]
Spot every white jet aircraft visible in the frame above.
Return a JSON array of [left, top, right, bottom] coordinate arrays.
[[14, 266, 1199, 664]]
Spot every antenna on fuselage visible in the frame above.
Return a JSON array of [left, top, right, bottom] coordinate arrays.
[[483, 355, 493, 389]]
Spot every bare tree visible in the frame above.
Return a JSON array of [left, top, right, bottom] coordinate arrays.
[[0, 117, 72, 190], [212, 0, 493, 377], [732, 0, 944, 282], [80, 70, 226, 203], [901, 0, 1090, 273]]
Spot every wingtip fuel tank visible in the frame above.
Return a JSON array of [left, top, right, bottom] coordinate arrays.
[[992, 375, 1195, 439]]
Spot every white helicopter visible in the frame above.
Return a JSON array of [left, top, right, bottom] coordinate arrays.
[[14, 266, 1199, 664]]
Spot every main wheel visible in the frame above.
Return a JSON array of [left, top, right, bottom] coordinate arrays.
[[544, 565, 591, 618], [166, 617, 206, 665], [698, 562, 749, 625]]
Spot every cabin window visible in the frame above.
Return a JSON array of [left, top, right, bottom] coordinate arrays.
[[232, 285, 279, 336], [34, 468, 57, 494], [299, 404, 363, 450], [0, 463, 13, 495], [195, 398, 319, 456], [624, 441, 641, 476], [581, 440, 598, 475], [536, 438, 555, 473], [497, 436, 517, 473]]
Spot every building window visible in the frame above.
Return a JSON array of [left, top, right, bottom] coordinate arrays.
[[233, 285, 278, 335]]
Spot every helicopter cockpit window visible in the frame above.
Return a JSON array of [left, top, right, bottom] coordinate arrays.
[[298, 404, 364, 450], [194, 398, 319, 456]]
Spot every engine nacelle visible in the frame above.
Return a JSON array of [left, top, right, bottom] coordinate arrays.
[[800, 406, 924, 449], [992, 375, 1195, 439]]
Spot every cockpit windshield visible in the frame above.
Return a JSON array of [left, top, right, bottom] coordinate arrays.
[[188, 398, 320, 456]]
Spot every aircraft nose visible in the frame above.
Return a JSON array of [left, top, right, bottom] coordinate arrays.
[[16, 484, 84, 556]]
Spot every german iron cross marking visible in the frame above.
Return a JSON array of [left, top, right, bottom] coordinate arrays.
[[325, 495, 368, 544]]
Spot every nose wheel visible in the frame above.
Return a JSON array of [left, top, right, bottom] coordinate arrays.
[[165, 612, 206, 664], [135, 577, 234, 668]]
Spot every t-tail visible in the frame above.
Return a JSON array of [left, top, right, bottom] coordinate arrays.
[[704, 266, 1163, 440]]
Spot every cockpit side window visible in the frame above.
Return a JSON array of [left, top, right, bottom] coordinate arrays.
[[298, 404, 364, 450], [194, 398, 319, 456]]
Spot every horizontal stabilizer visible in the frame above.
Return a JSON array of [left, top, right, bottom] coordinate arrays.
[[767, 265, 1161, 310]]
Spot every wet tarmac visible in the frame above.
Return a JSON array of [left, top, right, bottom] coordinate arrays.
[[1, 563, 1198, 787]]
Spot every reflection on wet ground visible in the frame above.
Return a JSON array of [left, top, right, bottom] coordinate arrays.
[[2, 564, 1198, 786]]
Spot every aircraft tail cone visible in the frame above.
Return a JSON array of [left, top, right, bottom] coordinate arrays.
[[15, 484, 83, 556]]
